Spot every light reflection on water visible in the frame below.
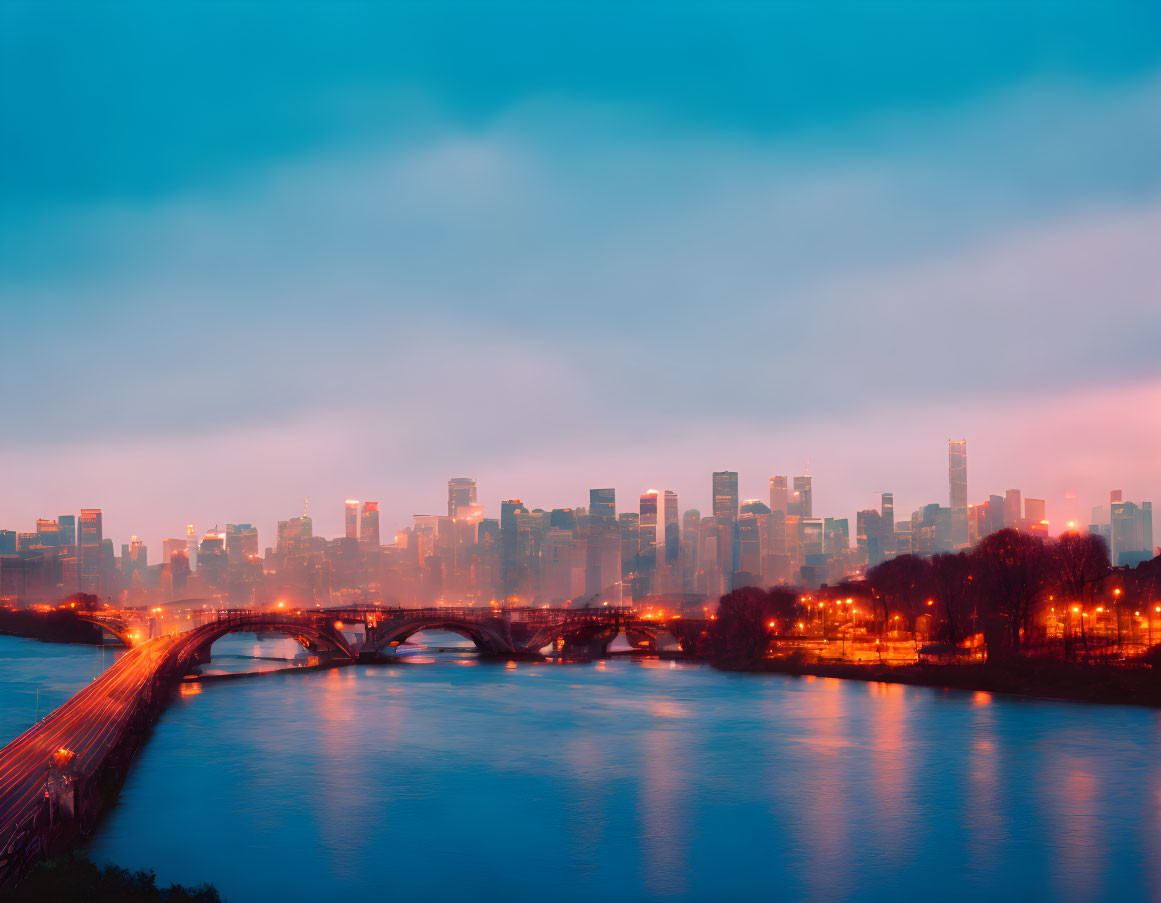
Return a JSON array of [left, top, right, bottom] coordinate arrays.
[[8, 631, 1158, 902]]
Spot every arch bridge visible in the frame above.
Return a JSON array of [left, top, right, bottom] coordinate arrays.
[[170, 606, 711, 667]]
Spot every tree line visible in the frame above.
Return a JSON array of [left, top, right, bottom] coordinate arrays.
[[711, 529, 1161, 664]]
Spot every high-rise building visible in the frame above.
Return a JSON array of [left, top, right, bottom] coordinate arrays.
[[58, 514, 76, 547], [638, 490, 660, 569], [360, 502, 381, 547], [78, 508, 103, 594], [712, 471, 739, 522], [226, 524, 259, 563], [589, 488, 616, 522], [949, 439, 968, 547], [791, 476, 812, 518], [663, 490, 680, 564], [1111, 499, 1155, 566], [881, 493, 895, 544], [345, 500, 360, 540], [1003, 490, 1023, 528], [448, 478, 478, 518], [1024, 498, 1046, 527], [769, 476, 788, 514]]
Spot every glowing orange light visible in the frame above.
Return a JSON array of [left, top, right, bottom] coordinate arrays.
[[333, 620, 344, 631]]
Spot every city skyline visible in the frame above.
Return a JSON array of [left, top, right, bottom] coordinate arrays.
[[3, 439, 1154, 611], [2, 433, 1156, 559]]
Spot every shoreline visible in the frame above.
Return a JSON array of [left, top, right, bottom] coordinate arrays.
[[722, 657, 1161, 708]]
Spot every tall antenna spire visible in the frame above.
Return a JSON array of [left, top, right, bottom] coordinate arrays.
[[304, 497, 309, 518]]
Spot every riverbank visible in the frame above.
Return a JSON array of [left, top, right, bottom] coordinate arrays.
[[726, 656, 1161, 708]]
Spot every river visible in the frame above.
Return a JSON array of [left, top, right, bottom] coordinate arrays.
[[3, 633, 1161, 901]]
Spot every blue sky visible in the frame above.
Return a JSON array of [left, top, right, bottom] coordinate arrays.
[[1, 1, 1159, 549]]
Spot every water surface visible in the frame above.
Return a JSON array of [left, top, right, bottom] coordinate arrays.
[[72, 632, 1161, 902]]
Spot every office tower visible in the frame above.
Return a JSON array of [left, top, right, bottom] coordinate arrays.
[[638, 490, 659, 571], [769, 476, 788, 514], [1111, 499, 1155, 566], [681, 509, 701, 589], [787, 476, 811, 519], [663, 490, 679, 564], [122, 536, 148, 580], [345, 500, 360, 540], [857, 508, 883, 566], [0, 530, 16, 555], [1111, 489, 1123, 504], [448, 478, 478, 517], [949, 439, 968, 547], [58, 514, 76, 547], [713, 471, 739, 522], [619, 513, 640, 579], [162, 538, 187, 562], [36, 519, 62, 547], [360, 502, 381, 547], [78, 508, 103, 594], [226, 524, 259, 563], [1024, 498, 1046, 526], [880, 493, 895, 548], [1003, 490, 1022, 528], [186, 524, 198, 570], [589, 488, 616, 522], [500, 500, 529, 596]]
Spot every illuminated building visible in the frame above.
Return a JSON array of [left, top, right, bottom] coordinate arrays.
[[790, 476, 813, 518], [589, 488, 616, 522], [1003, 489, 1022, 528], [949, 439, 968, 548], [1111, 499, 1155, 566], [345, 500, 360, 540], [360, 502, 381, 548], [712, 471, 739, 521], [448, 478, 477, 517], [1024, 498, 1046, 529], [121, 536, 148, 582], [663, 491, 679, 565], [186, 524, 198, 570], [78, 508, 103, 594], [769, 476, 788, 514], [226, 524, 259, 563], [857, 508, 883, 566], [638, 490, 659, 591], [58, 514, 76, 547]]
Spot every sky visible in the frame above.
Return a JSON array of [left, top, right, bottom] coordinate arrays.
[[1, 0, 1159, 551]]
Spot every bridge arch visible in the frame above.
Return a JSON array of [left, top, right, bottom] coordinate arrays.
[[74, 615, 136, 648], [174, 617, 357, 671], [367, 618, 514, 655]]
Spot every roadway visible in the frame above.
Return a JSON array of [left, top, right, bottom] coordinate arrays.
[[0, 635, 177, 873]]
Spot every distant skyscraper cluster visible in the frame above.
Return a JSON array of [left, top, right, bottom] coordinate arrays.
[[0, 447, 1154, 606]]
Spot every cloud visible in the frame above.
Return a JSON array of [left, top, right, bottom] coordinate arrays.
[[0, 73, 1157, 546]]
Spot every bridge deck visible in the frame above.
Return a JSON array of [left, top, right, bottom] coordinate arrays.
[[0, 636, 175, 870]]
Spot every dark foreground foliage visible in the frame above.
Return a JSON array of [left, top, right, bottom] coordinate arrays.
[[10, 855, 222, 903]]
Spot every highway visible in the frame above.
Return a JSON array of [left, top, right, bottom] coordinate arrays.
[[0, 635, 177, 878]]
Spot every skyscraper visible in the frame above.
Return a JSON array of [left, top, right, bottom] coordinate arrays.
[[949, 439, 968, 547], [589, 488, 616, 522], [78, 508, 103, 594], [792, 476, 812, 518], [448, 478, 478, 517], [345, 500, 360, 540], [663, 490, 679, 564], [360, 502, 381, 547], [1003, 489, 1022, 527], [712, 471, 739, 522], [769, 476, 788, 514]]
